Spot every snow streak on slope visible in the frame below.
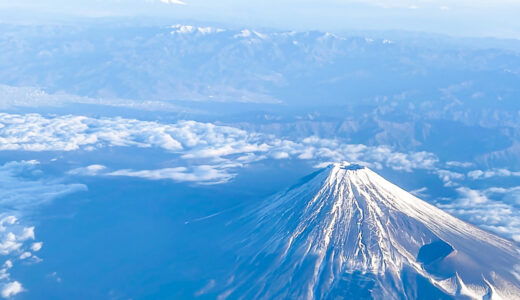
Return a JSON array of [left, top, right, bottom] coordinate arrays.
[[221, 162, 520, 299]]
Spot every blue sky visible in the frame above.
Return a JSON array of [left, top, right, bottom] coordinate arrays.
[[1, 0, 520, 39]]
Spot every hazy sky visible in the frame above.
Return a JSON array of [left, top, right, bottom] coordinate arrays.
[[1, 0, 520, 39]]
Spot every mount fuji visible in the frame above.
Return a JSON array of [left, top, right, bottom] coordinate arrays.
[[218, 162, 520, 299]]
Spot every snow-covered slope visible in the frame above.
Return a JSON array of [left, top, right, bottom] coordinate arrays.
[[222, 162, 520, 299]]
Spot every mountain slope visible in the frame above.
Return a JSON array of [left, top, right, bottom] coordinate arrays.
[[221, 162, 520, 299]]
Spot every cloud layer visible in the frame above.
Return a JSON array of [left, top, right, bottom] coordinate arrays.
[[0, 160, 86, 209], [0, 113, 439, 177], [0, 160, 86, 297], [439, 186, 520, 242], [0, 113, 443, 186]]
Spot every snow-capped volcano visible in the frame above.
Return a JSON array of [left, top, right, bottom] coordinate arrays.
[[222, 162, 520, 299]]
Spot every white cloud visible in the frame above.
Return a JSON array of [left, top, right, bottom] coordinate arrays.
[[68, 165, 107, 176], [0, 216, 46, 292], [266, 136, 438, 172], [467, 168, 520, 180], [19, 252, 31, 260], [0, 217, 16, 233], [0, 160, 85, 291], [0, 223, 36, 256], [0, 113, 252, 153], [271, 152, 289, 159], [108, 165, 235, 184], [434, 169, 465, 187], [17, 227, 34, 242], [0, 160, 87, 209], [0, 233, 22, 256], [0, 219, 34, 295], [0, 262, 11, 281], [160, 0, 187, 5], [1, 113, 440, 184], [468, 170, 484, 180], [30, 242, 42, 252], [445, 161, 474, 168], [1, 281, 23, 298], [439, 186, 520, 242], [72, 134, 438, 184], [455, 187, 488, 204]]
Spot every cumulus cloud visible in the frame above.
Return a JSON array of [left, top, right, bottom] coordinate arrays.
[[1, 281, 23, 298], [68, 165, 107, 176], [0, 160, 84, 291], [0, 261, 12, 281], [69, 136, 438, 184], [0, 218, 16, 233], [17, 227, 34, 242], [19, 252, 31, 260], [264, 136, 439, 172], [30, 242, 42, 252], [0, 232, 23, 256], [160, 0, 186, 5], [439, 186, 520, 243], [467, 168, 520, 180], [107, 165, 235, 185], [0, 113, 252, 153], [1, 113, 441, 185], [0, 215, 42, 296], [445, 161, 474, 168], [434, 169, 465, 187]]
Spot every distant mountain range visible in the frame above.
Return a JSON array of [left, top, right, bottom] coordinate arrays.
[[2, 23, 520, 168], [1, 22, 519, 107]]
